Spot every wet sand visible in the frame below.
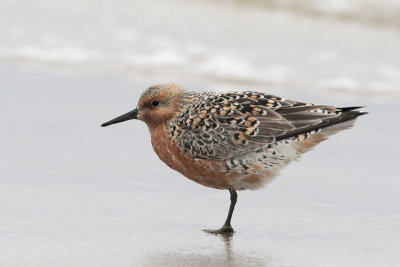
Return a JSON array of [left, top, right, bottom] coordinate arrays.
[[1, 65, 399, 266]]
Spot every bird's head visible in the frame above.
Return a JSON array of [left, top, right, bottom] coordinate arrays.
[[101, 83, 185, 129]]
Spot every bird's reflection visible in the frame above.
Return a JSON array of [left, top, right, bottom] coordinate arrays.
[[143, 232, 266, 266], [220, 233, 234, 265]]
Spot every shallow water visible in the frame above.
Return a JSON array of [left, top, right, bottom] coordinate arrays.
[[1, 0, 400, 99], [1, 65, 399, 266]]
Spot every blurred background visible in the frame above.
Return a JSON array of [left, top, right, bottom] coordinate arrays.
[[2, 0, 400, 98], [1, 1, 399, 266]]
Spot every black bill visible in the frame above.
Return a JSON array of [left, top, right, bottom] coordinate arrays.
[[101, 108, 138, 127]]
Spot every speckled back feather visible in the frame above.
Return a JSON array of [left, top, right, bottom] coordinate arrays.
[[168, 91, 366, 160]]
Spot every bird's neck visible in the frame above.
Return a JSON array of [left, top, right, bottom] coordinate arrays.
[[148, 123, 174, 165]]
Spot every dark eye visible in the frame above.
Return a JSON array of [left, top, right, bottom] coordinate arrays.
[[151, 100, 160, 107]]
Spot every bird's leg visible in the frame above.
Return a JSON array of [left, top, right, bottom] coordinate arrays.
[[204, 189, 238, 235], [221, 189, 237, 231]]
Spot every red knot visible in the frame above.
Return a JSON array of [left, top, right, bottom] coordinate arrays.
[[101, 83, 366, 234]]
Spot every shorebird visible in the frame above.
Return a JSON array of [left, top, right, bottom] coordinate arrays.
[[101, 83, 366, 234]]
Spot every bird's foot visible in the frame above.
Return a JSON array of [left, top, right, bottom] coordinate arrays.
[[203, 225, 234, 236]]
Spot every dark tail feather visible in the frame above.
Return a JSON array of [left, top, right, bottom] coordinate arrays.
[[338, 106, 366, 112], [339, 107, 368, 120], [277, 107, 367, 141]]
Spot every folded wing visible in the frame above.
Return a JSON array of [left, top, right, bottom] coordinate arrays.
[[169, 91, 365, 160]]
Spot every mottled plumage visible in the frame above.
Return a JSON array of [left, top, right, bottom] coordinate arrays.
[[102, 83, 366, 234]]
